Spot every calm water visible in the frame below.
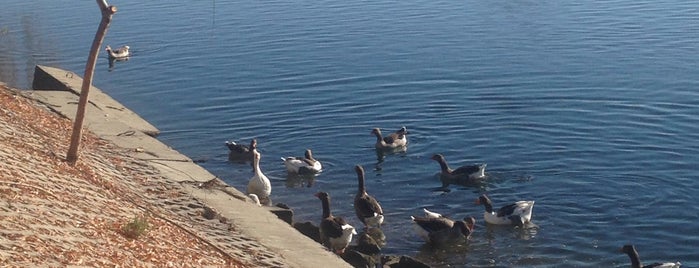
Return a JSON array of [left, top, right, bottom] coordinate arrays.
[[2, 0, 699, 267]]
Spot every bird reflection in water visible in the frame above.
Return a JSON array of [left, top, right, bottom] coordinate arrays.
[[285, 173, 316, 188]]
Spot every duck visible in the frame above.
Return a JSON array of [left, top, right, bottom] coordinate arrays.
[[411, 213, 475, 244], [315, 192, 357, 254], [105, 45, 130, 59], [475, 194, 534, 227], [371, 126, 408, 150], [431, 154, 486, 187], [225, 139, 256, 162], [620, 245, 681, 268], [246, 149, 271, 204], [353, 165, 384, 228], [281, 149, 322, 174]]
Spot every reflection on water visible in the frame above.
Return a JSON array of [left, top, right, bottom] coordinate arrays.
[[285, 173, 316, 188], [108, 56, 129, 72], [3, 0, 699, 266], [374, 148, 408, 171]]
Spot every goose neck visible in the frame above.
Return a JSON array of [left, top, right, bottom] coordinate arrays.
[[437, 158, 450, 172], [625, 247, 642, 268], [321, 197, 331, 218]]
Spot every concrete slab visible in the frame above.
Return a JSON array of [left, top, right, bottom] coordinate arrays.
[[25, 65, 353, 268], [31, 65, 159, 137], [186, 185, 349, 268]]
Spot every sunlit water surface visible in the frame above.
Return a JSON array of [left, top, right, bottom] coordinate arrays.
[[2, 1, 698, 267]]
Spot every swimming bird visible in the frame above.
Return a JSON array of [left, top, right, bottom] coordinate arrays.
[[431, 154, 486, 187], [105, 45, 130, 59], [411, 214, 475, 245], [281, 149, 322, 174], [620, 244, 681, 268], [226, 139, 256, 162], [315, 192, 357, 254], [246, 149, 271, 204], [475, 194, 534, 227], [353, 165, 384, 228], [371, 126, 408, 150], [422, 208, 444, 219]]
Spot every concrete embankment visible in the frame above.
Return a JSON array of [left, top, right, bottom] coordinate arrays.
[[25, 65, 351, 268]]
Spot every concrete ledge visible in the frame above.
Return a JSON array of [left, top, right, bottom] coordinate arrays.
[[31, 65, 160, 137], [25, 65, 352, 268]]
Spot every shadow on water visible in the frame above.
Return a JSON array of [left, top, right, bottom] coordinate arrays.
[[285, 173, 316, 188], [0, 14, 61, 89]]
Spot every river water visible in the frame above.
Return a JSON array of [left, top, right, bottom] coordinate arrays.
[[1, 0, 698, 267]]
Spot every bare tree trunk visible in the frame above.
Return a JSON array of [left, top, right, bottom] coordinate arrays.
[[66, 1, 117, 164]]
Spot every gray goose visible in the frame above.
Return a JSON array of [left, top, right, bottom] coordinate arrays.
[[431, 154, 486, 187], [411, 213, 475, 245], [282, 149, 322, 174], [225, 139, 256, 161], [105, 45, 130, 59], [371, 126, 407, 150], [315, 192, 357, 254], [353, 165, 384, 228], [619, 244, 681, 268]]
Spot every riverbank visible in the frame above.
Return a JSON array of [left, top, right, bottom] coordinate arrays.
[[0, 67, 350, 267]]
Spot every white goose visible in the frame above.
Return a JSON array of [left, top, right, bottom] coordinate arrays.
[[246, 149, 271, 204], [105, 45, 130, 59], [281, 149, 322, 174], [476, 194, 534, 227]]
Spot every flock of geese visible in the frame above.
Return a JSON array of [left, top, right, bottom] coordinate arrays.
[[226, 127, 681, 268]]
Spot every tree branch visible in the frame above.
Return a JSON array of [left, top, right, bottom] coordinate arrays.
[[67, 1, 117, 164]]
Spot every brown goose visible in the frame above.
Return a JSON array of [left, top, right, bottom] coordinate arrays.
[[353, 165, 384, 228], [315, 192, 357, 254], [411, 213, 475, 245], [282, 149, 322, 174], [431, 154, 486, 187], [225, 139, 256, 161], [619, 245, 681, 268], [371, 126, 408, 149]]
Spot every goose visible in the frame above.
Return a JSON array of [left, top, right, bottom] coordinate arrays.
[[411, 214, 475, 244], [475, 194, 534, 227], [315, 192, 357, 254], [225, 139, 256, 161], [353, 165, 384, 228], [422, 208, 443, 219], [281, 149, 322, 174], [620, 245, 681, 268], [371, 126, 408, 150], [105, 45, 130, 59], [247, 194, 261, 206], [431, 154, 486, 187], [246, 149, 271, 204]]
